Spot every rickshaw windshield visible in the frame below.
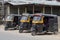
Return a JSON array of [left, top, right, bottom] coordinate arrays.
[[33, 16, 41, 21], [21, 16, 28, 20], [6, 15, 13, 20]]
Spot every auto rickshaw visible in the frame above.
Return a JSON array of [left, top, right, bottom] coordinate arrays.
[[5, 14, 21, 30], [19, 14, 33, 33], [31, 14, 58, 36]]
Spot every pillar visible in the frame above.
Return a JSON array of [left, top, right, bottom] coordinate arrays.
[[7, 5, 10, 15], [43, 6, 45, 14], [33, 5, 34, 14], [51, 6, 53, 14], [18, 7, 20, 15], [25, 7, 27, 13]]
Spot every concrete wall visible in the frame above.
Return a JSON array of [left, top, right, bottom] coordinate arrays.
[[58, 16, 60, 28], [10, 6, 18, 14]]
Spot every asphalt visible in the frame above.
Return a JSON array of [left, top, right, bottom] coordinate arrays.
[[0, 25, 60, 40]]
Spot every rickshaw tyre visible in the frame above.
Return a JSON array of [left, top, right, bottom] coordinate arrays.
[[19, 29, 23, 33], [14, 28, 17, 30], [5, 27, 8, 31], [31, 31, 36, 36], [54, 31, 58, 35]]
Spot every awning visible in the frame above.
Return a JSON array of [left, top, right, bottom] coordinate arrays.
[[8, 1, 30, 5], [5, 0, 60, 6], [36, 1, 60, 6]]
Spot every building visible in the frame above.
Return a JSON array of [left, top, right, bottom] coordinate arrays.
[[4, 0, 60, 16], [0, 0, 4, 21]]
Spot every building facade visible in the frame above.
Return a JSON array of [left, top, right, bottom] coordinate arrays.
[[4, 0, 60, 16], [0, 0, 4, 21]]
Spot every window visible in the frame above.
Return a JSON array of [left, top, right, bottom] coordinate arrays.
[[6, 15, 13, 20], [21, 16, 28, 20], [33, 16, 42, 21]]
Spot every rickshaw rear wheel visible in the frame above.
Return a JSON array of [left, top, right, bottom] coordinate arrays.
[[54, 31, 58, 35], [31, 31, 36, 36], [5, 27, 8, 31], [19, 29, 23, 33], [14, 28, 17, 30], [5, 24, 8, 31]]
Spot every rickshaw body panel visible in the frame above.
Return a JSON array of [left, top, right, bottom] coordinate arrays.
[[31, 14, 58, 35], [5, 14, 21, 30]]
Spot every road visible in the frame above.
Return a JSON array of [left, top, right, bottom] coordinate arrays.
[[0, 25, 60, 40]]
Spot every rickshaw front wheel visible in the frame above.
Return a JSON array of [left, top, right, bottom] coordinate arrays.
[[19, 29, 23, 33]]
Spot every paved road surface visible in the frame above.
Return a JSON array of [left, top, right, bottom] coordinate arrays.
[[0, 25, 60, 40]]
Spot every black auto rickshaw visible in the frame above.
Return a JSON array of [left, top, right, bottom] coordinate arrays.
[[31, 14, 58, 36], [19, 14, 33, 33], [5, 14, 21, 30]]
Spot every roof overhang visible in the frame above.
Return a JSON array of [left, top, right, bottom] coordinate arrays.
[[4, 1, 60, 6]]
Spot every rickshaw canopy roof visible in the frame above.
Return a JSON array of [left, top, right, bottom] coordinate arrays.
[[8, 14, 21, 16], [34, 13, 57, 17]]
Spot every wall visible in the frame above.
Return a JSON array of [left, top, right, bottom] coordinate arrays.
[[58, 16, 60, 28], [10, 6, 18, 14]]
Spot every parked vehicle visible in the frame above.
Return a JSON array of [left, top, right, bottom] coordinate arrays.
[[31, 14, 58, 36], [19, 14, 33, 33], [5, 14, 21, 30]]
